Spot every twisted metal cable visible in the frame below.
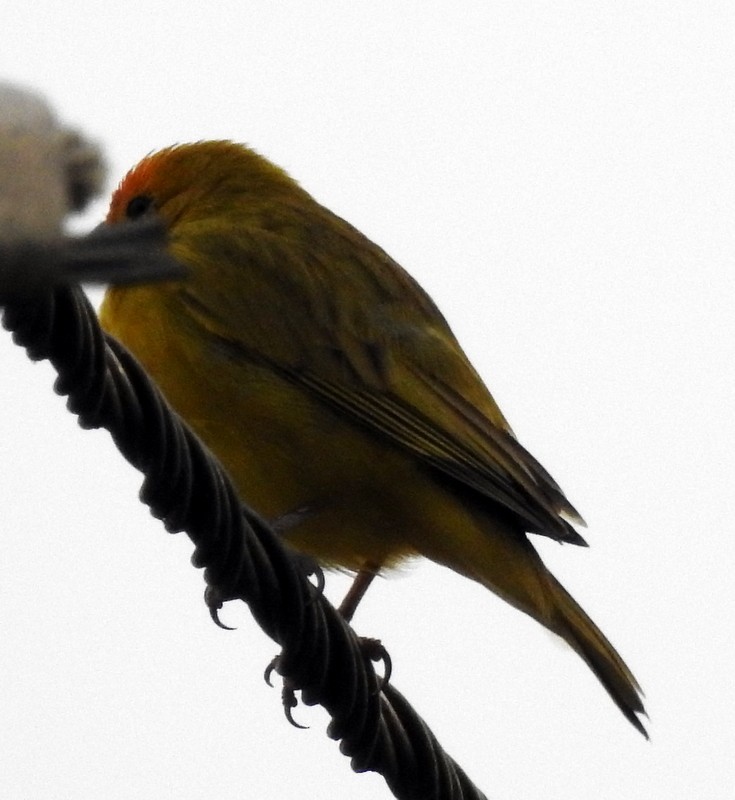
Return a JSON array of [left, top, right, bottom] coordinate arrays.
[[1, 284, 488, 800]]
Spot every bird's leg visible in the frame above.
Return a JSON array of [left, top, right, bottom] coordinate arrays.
[[338, 562, 392, 687], [264, 548, 391, 725], [264, 504, 327, 727], [337, 563, 379, 623]]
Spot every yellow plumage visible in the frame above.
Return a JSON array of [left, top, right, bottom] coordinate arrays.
[[99, 141, 645, 734]]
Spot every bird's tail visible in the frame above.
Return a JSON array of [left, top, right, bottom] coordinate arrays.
[[435, 515, 647, 735], [542, 571, 647, 737]]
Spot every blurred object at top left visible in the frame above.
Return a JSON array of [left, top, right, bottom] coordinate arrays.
[[0, 83, 182, 300], [0, 81, 105, 241]]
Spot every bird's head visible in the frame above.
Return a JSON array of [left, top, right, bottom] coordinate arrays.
[[106, 140, 305, 232]]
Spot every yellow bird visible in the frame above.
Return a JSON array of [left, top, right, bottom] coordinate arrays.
[[99, 141, 645, 735]]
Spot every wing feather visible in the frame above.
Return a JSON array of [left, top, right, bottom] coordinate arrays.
[[176, 211, 586, 545]]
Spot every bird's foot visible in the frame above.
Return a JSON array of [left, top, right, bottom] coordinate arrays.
[[358, 636, 392, 691], [264, 655, 308, 729], [204, 586, 236, 630], [264, 635, 392, 728]]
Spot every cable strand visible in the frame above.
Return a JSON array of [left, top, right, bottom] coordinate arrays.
[[2, 284, 487, 800]]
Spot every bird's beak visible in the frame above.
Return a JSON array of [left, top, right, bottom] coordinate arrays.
[[0, 217, 186, 301], [68, 217, 187, 287]]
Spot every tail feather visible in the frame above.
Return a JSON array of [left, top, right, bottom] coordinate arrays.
[[419, 502, 646, 734], [546, 573, 648, 737]]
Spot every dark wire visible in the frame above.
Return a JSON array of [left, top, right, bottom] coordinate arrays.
[[1, 285, 488, 800]]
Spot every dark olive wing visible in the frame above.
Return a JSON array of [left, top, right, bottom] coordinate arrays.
[[177, 211, 586, 545]]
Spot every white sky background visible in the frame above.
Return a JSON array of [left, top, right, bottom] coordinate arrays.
[[1, 3, 734, 798]]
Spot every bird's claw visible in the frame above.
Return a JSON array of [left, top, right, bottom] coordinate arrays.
[[306, 559, 326, 596], [263, 655, 279, 687], [288, 551, 325, 598], [282, 684, 308, 729], [264, 654, 308, 729], [204, 586, 236, 630], [358, 636, 392, 692]]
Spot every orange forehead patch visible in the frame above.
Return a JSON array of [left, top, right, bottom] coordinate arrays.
[[106, 151, 165, 223]]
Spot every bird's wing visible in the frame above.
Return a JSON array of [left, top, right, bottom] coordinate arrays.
[[272, 330, 586, 545], [178, 216, 586, 544]]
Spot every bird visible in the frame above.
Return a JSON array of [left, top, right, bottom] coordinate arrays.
[[98, 140, 646, 735]]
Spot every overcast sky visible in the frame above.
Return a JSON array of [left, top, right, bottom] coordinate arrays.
[[2, 3, 734, 799]]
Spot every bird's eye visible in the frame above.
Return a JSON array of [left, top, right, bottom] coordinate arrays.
[[125, 194, 154, 219]]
